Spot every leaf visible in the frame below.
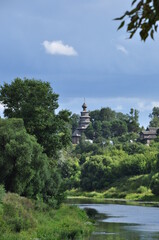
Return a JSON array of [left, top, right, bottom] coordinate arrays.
[[117, 21, 125, 30], [132, 0, 138, 5], [114, 11, 129, 21], [155, 24, 158, 32], [140, 29, 149, 41], [150, 29, 154, 39], [129, 30, 137, 39]]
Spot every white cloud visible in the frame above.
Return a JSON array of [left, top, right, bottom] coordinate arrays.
[[42, 40, 78, 56], [116, 44, 128, 55]]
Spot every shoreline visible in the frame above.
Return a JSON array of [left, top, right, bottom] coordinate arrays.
[[67, 196, 159, 207]]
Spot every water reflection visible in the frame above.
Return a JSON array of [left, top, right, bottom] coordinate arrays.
[[67, 199, 159, 240]]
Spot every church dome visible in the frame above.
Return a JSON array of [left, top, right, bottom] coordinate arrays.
[[82, 102, 87, 110]]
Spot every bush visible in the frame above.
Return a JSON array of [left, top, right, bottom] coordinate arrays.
[[150, 173, 159, 195], [0, 185, 5, 203], [3, 193, 36, 232]]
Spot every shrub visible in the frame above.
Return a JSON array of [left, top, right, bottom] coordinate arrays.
[[0, 185, 5, 203], [3, 193, 36, 232], [150, 173, 159, 195]]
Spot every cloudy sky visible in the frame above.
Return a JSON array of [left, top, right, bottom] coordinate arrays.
[[1, 0, 159, 127]]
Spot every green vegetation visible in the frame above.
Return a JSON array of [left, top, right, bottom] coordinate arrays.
[[0, 192, 93, 240], [67, 174, 159, 202], [1, 78, 159, 238], [66, 106, 159, 202], [115, 0, 159, 41], [0, 78, 71, 159]]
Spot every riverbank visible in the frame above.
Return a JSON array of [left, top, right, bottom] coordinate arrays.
[[66, 175, 159, 204], [0, 192, 93, 240]]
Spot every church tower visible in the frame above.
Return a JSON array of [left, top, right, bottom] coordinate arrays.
[[72, 102, 90, 144]]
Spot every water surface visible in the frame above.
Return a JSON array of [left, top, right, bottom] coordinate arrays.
[[68, 199, 159, 240]]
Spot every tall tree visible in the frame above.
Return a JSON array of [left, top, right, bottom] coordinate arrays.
[[0, 118, 64, 206], [127, 108, 140, 132], [115, 0, 159, 41], [0, 78, 71, 158], [149, 107, 159, 127]]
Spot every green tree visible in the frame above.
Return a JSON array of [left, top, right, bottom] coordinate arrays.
[[70, 113, 80, 133], [111, 120, 128, 137], [115, 0, 159, 41], [150, 173, 159, 195], [149, 107, 159, 127], [127, 108, 140, 133], [101, 121, 111, 138], [85, 122, 94, 140], [99, 107, 116, 121], [0, 78, 71, 158], [60, 157, 81, 190], [81, 156, 112, 191], [0, 118, 63, 206]]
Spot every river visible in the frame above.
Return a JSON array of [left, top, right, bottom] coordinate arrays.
[[67, 198, 159, 240]]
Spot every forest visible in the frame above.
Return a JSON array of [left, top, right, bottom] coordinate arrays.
[[0, 78, 159, 239]]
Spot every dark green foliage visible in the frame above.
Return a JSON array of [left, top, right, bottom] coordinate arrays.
[[70, 113, 80, 133], [120, 154, 147, 176], [111, 120, 128, 137], [115, 0, 159, 41], [150, 173, 159, 195], [123, 142, 147, 155], [0, 78, 71, 158], [0, 118, 64, 206], [60, 157, 81, 190], [85, 122, 94, 140], [83, 107, 140, 144], [81, 155, 113, 191], [149, 107, 159, 127], [0, 118, 45, 195], [127, 108, 140, 133], [0, 185, 5, 204]]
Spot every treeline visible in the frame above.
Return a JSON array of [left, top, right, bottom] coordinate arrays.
[[60, 138, 159, 198], [1, 78, 159, 205], [65, 106, 159, 198], [71, 107, 141, 145]]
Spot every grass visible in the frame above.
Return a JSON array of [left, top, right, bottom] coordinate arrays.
[[0, 193, 93, 240], [66, 174, 159, 203]]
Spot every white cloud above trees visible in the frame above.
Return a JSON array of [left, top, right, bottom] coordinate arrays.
[[116, 44, 128, 55], [43, 40, 78, 56]]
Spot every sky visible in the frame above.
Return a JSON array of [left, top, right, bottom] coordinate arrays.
[[0, 0, 159, 127]]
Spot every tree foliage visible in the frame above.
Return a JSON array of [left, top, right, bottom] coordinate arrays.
[[149, 107, 159, 127], [0, 78, 71, 158], [115, 0, 159, 41], [84, 107, 140, 143], [0, 118, 64, 206]]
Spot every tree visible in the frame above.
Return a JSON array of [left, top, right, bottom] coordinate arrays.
[[127, 108, 140, 132], [85, 122, 94, 140], [115, 0, 159, 41], [70, 113, 80, 133], [111, 120, 128, 137], [0, 118, 64, 206], [99, 107, 115, 121], [149, 107, 159, 127], [0, 78, 71, 158], [80, 156, 112, 191]]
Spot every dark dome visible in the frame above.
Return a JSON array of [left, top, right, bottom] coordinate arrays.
[[82, 102, 87, 109]]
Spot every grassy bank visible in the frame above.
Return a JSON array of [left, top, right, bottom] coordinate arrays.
[[0, 192, 93, 240], [66, 174, 159, 203]]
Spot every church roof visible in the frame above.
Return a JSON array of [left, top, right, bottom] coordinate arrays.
[[72, 129, 81, 137]]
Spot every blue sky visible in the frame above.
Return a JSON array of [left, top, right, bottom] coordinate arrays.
[[0, 0, 159, 127]]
